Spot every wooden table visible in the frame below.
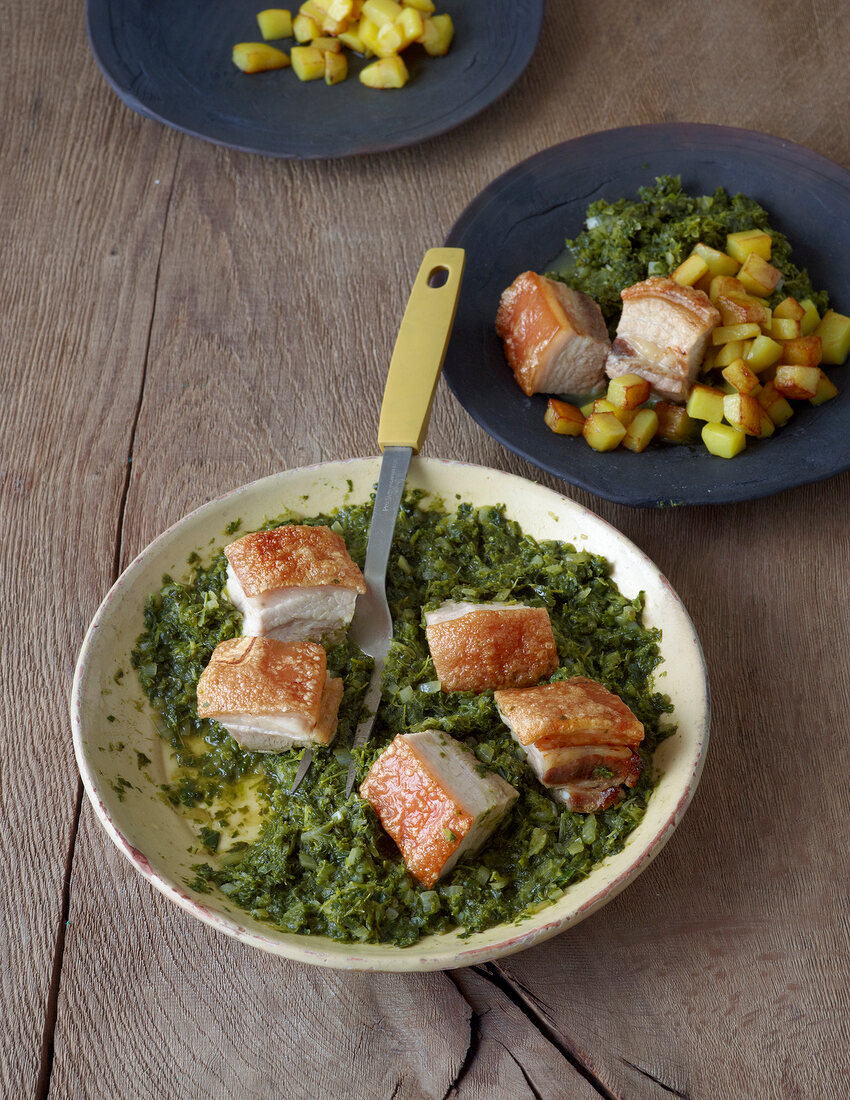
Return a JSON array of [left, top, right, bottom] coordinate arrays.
[[5, 2, 849, 1096]]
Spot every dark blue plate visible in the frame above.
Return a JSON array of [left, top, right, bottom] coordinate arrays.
[[443, 124, 850, 507], [86, 0, 543, 159]]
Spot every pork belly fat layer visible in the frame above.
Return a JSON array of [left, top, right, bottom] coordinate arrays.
[[605, 276, 721, 401], [425, 602, 558, 694], [224, 526, 366, 598], [496, 271, 609, 397], [196, 637, 342, 751], [359, 730, 518, 888], [226, 563, 358, 642]]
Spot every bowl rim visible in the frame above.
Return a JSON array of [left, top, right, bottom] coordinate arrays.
[[71, 456, 710, 971]]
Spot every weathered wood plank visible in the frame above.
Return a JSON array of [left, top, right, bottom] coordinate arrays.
[[0, 2, 183, 1094]]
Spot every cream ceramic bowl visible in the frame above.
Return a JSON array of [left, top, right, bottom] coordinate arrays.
[[71, 458, 709, 971]]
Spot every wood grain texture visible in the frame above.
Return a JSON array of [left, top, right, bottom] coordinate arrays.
[[3, 0, 849, 1096]]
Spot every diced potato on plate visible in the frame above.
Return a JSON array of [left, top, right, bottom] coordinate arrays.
[[726, 229, 772, 264], [781, 336, 823, 367], [758, 381, 794, 427], [693, 242, 740, 277], [743, 334, 782, 372], [814, 310, 850, 364], [799, 298, 821, 336], [583, 411, 626, 451], [233, 42, 291, 72], [774, 365, 821, 400], [544, 398, 584, 436], [655, 402, 698, 443], [810, 369, 839, 406], [324, 49, 348, 82], [686, 383, 725, 423], [293, 12, 320, 39], [420, 13, 453, 54], [291, 44, 326, 79], [621, 408, 659, 453], [607, 373, 651, 409], [715, 339, 744, 367], [257, 9, 293, 39], [702, 422, 746, 458], [770, 317, 800, 342], [773, 296, 806, 323], [721, 359, 760, 395], [713, 323, 761, 345], [723, 392, 762, 436], [672, 254, 710, 287], [362, 0, 402, 24], [736, 252, 783, 297], [360, 54, 409, 86]]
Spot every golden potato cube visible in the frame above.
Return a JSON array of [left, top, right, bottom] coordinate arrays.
[[736, 252, 783, 297], [293, 12, 320, 39], [420, 13, 453, 54], [592, 398, 617, 415], [757, 409, 775, 439], [363, 0, 402, 23], [338, 26, 371, 52], [232, 42, 290, 71], [686, 383, 725, 423], [798, 298, 821, 337], [701, 422, 746, 458], [312, 34, 342, 49], [312, 0, 355, 18], [359, 54, 409, 86], [403, 0, 435, 10], [713, 323, 761, 345], [758, 381, 794, 427], [544, 398, 584, 436], [301, 0, 349, 33], [580, 400, 596, 417], [672, 254, 710, 287], [257, 9, 293, 39], [358, 14, 381, 51], [396, 5, 424, 42], [709, 275, 746, 303], [721, 359, 761, 395], [781, 335, 823, 367], [770, 317, 800, 342], [773, 296, 805, 323], [810, 369, 839, 406], [814, 310, 850, 364], [716, 293, 770, 328], [743, 334, 783, 373], [774, 365, 820, 400], [655, 402, 698, 443], [723, 392, 762, 436], [324, 49, 348, 82], [583, 411, 626, 452], [726, 229, 772, 264], [621, 408, 659, 453], [606, 373, 651, 410], [375, 19, 403, 52], [291, 44, 325, 78], [715, 339, 744, 368], [693, 242, 740, 277]]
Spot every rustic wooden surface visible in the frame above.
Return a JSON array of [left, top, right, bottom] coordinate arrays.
[[3, 0, 850, 1096]]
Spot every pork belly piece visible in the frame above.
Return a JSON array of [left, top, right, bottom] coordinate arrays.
[[424, 601, 559, 694], [224, 525, 366, 643], [494, 676, 644, 813], [605, 276, 720, 402], [495, 271, 610, 397], [196, 636, 343, 753], [360, 730, 518, 888]]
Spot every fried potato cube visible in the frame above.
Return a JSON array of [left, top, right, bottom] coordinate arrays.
[[781, 335, 823, 367], [757, 409, 775, 438], [702, 422, 746, 458], [716, 293, 770, 328], [773, 296, 806, 323], [324, 48, 348, 82], [312, 0, 355, 19], [723, 392, 762, 436], [774, 365, 820, 400], [770, 317, 800, 342], [420, 13, 453, 54], [722, 359, 761, 395], [736, 253, 783, 297], [758, 381, 794, 427], [232, 42, 291, 71], [713, 323, 761, 345], [693, 242, 740, 277], [396, 5, 424, 42], [257, 9, 293, 39], [338, 26, 371, 52], [363, 0, 402, 23], [293, 12, 320, 39], [580, 399, 595, 417], [709, 275, 747, 303], [655, 402, 698, 443], [301, 0, 350, 33], [715, 339, 744, 368], [606, 373, 651, 410], [726, 229, 772, 264], [582, 411, 626, 451], [814, 310, 850, 364], [798, 298, 821, 337], [359, 54, 409, 86], [358, 14, 381, 51], [743, 334, 783, 373], [312, 34, 342, 49], [672, 254, 710, 287], [291, 44, 325, 79], [621, 408, 659, 453], [403, 0, 435, 10], [686, 383, 725, 423], [544, 398, 585, 436], [810, 369, 839, 406]]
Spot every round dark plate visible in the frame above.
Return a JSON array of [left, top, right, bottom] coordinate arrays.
[[443, 124, 850, 507], [86, 0, 543, 159]]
